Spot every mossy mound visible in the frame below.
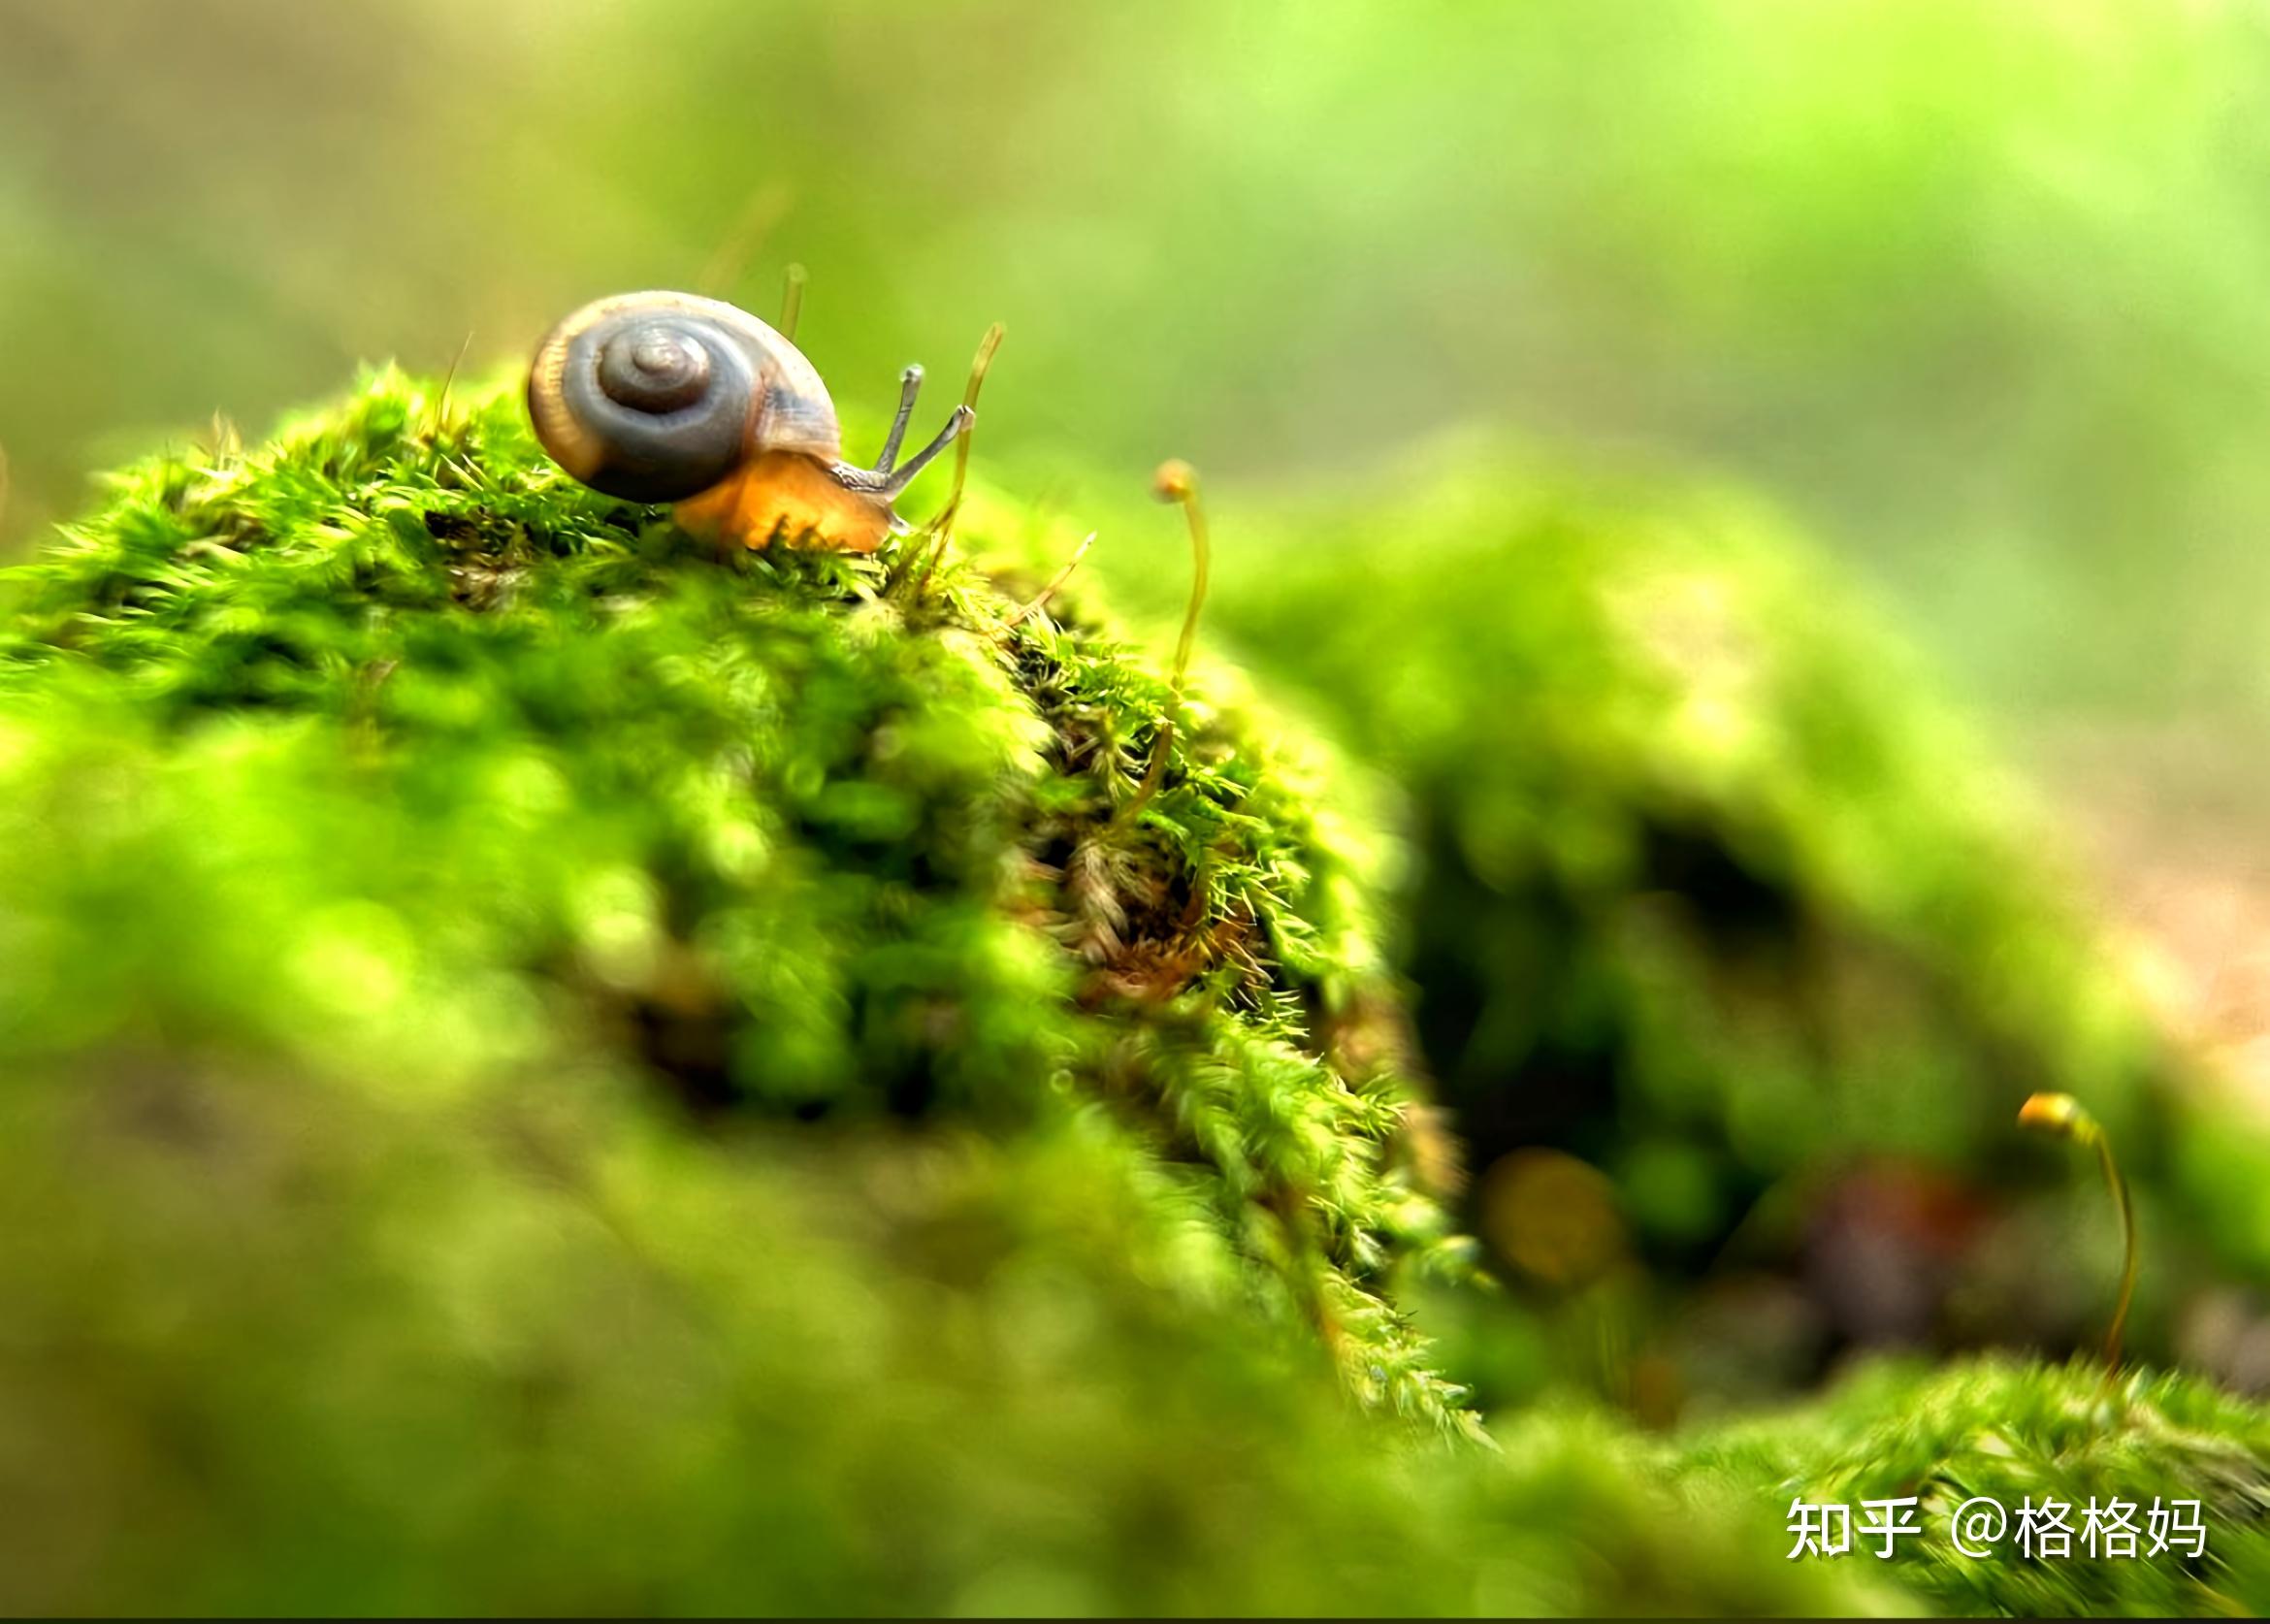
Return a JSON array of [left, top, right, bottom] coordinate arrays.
[[0, 372, 1474, 1420], [1677, 1355, 2270, 1615], [0, 373, 1903, 1614], [1102, 442, 2270, 1400]]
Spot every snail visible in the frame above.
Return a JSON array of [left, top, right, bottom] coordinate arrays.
[[527, 290, 972, 552]]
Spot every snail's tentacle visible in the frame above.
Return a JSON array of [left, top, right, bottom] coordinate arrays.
[[876, 366, 924, 475], [880, 406, 974, 499]]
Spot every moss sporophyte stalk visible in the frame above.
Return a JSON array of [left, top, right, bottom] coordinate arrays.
[[2019, 1090, 2139, 1375]]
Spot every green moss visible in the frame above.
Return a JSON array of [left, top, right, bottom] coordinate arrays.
[[12, 374, 2270, 1615], [0, 369, 1478, 1420], [1104, 439, 2270, 1395], [1676, 1355, 2270, 1616], [0, 371, 1898, 1613]]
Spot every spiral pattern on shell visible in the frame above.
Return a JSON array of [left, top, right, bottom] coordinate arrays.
[[528, 292, 793, 503]]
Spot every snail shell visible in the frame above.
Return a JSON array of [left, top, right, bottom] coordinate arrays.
[[526, 290, 842, 504]]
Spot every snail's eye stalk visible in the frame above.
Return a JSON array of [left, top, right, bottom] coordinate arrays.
[[880, 406, 973, 500], [876, 366, 924, 475]]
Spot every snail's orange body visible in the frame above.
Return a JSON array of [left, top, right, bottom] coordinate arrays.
[[671, 450, 894, 554]]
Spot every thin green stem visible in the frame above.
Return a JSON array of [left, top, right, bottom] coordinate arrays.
[[1003, 531, 1096, 629], [1117, 462, 1210, 830], [778, 263, 808, 342], [907, 322, 1004, 601], [2094, 1133, 2137, 1373], [1168, 483, 1210, 694], [2019, 1091, 2139, 1377]]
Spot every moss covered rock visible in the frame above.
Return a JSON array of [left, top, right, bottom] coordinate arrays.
[[0, 373, 1903, 1614], [0, 371, 1479, 1413]]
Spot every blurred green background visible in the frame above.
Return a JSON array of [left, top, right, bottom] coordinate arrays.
[[8, 0, 2270, 745]]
